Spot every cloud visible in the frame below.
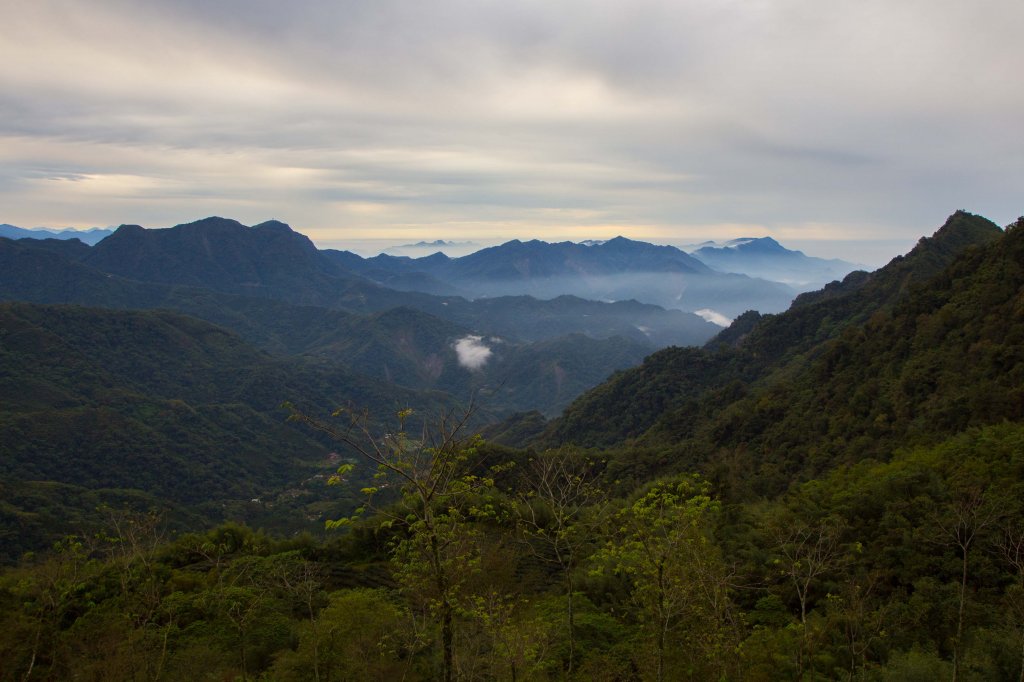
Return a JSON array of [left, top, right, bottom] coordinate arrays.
[[695, 309, 732, 327], [1, 0, 1022, 250], [453, 335, 492, 371]]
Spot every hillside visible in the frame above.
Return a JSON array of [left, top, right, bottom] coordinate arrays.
[[2, 212, 1023, 681], [542, 212, 1016, 494], [0, 302, 463, 560]]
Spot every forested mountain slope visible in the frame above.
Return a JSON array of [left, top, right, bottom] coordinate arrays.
[[1, 212, 1022, 681], [542, 212, 1019, 494], [0, 235, 702, 416], [0, 302, 463, 560]]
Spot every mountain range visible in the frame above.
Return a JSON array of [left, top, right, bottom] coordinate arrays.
[[4, 209, 1015, 559], [383, 239, 480, 257], [333, 236, 803, 318], [0, 223, 114, 245], [1, 208, 1023, 680], [4, 219, 864, 317], [2, 218, 718, 344], [0, 239, 677, 421]]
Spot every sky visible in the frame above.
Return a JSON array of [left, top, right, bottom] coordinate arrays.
[[2, 0, 1021, 266]]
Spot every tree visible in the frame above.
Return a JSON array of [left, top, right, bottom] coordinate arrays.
[[595, 475, 729, 682], [931, 486, 1002, 681], [771, 515, 850, 680], [5, 536, 97, 681], [94, 508, 178, 679], [823, 571, 891, 679], [514, 447, 607, 674], [996, 521, 1024, 682], [461, 587, 553, 682], [270, 588, 409, 682], [288, 403, 501, 682], [265, 554, 328, 682]]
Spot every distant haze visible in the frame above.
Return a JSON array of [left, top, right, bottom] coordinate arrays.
[[2, 1, 1021, 260], [319, 234, 902, 268]]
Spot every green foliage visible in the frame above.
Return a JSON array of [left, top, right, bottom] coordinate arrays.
[[292, 405, 518, 681], [594, 475, 737, 680], [0, 423, 1022, 680], [270, 588, 410, 681], [0, 302, 469, 559]]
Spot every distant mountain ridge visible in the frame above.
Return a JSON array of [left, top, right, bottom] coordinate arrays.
[[383, 239, 480, 257], [337, 235, 799, 318], [0, 223, 716, 417], [0, 223, 114, 245], [58, 217, 715, 347], [5, 216, 862, 317], [690, 236, 862, 288]]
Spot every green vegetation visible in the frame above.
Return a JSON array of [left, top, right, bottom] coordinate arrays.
[[1, 232, 689, 418], [0, 302, 462, 561], [2, 422, 1022, 680], [1, 211, 1022, 679], [543, 212, 1019, 496]]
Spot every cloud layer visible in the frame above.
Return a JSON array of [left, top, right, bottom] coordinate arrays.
[[2, 0, 1022, 263]]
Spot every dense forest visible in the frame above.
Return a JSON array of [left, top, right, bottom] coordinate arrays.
[[1, 212, 1022, 680]]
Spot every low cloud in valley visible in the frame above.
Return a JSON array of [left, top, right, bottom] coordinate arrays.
[[454, 335, 492, 371]]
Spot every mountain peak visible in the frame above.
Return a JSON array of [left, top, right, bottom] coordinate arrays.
[[179, 216, 248, 231], [113, 224, 146, 235], [925, 210, 1003, 252], [84, 216, 329, 294], [726, 236, 786, 252], [252, 220, 294, 234], [420, 252, 451, 265], [877, 211, 1004, 279]]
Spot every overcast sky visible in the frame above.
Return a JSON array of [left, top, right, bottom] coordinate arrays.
[[2, 0, 1021, 264]]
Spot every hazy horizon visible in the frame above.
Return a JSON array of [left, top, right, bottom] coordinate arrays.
[[5, 217, 915, 267]]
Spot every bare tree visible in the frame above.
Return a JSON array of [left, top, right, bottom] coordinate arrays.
[[514, 448, 607, 674], [933, 486, 1002, 682], [996, 521, 1024, 682], [773, 516, 848, 680], [271, 558, 327, 682]]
